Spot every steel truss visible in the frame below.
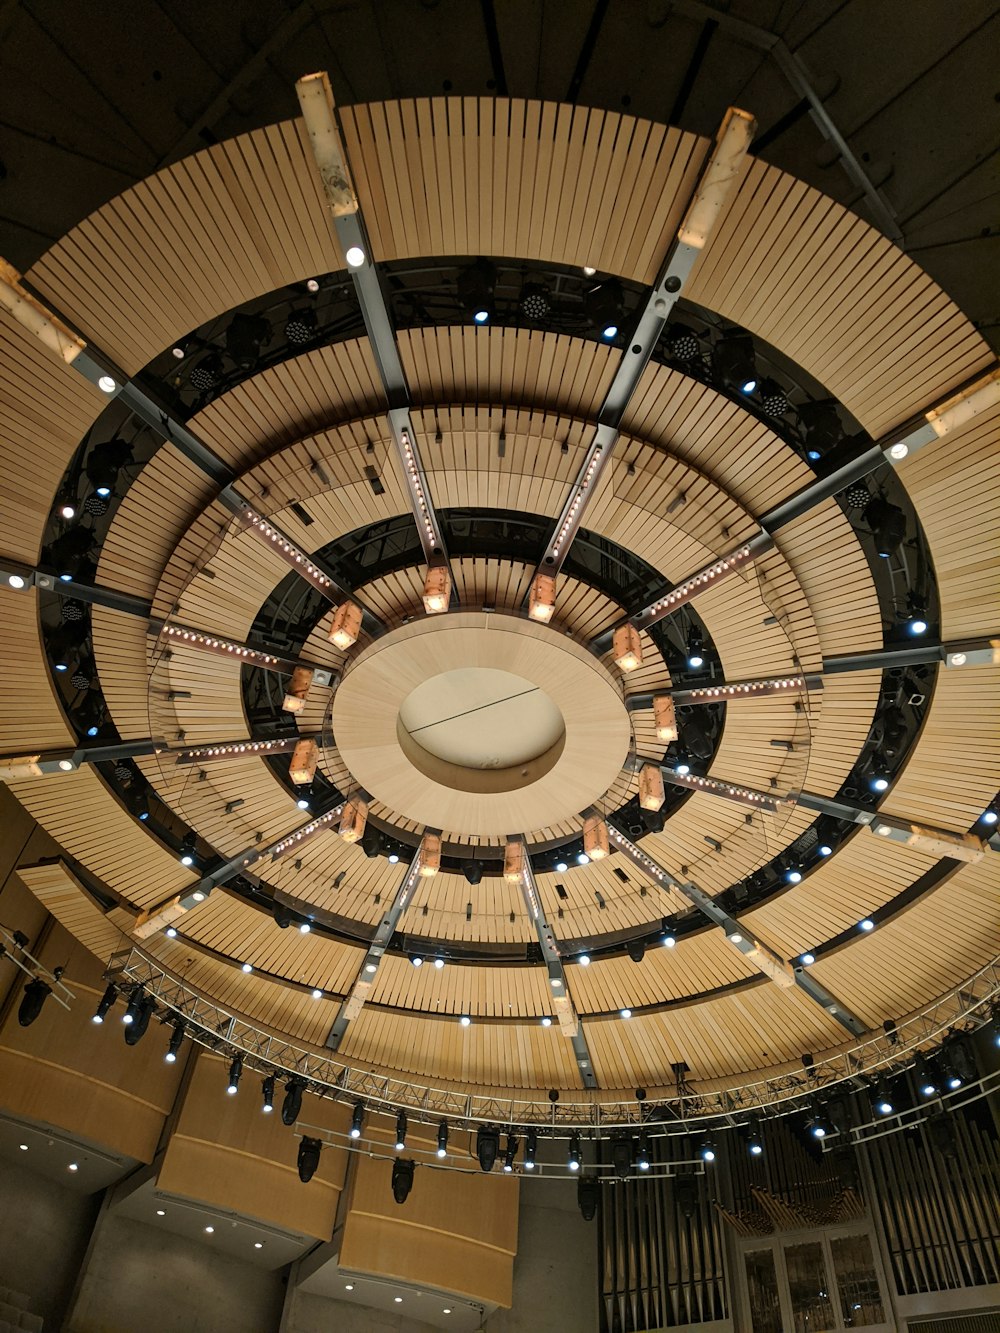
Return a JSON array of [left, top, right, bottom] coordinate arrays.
[[106, 948, 999, 1135]]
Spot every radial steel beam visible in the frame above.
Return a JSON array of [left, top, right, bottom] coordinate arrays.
[[602, 819, 866, 1036], [325, 848, 423, 1050], [296, 72, 449, 569], [536, 106, 756, 578], [514, 838, 597, 1088]]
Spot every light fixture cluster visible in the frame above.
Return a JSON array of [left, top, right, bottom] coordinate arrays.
[[551, 447, 603, 559], [158, 623, 283, 667], [242, 508, 334, 592], [270, 804, 345, 860], [682, 674, 808, 702], [639, 544, 755, 622], [399, 429, 438, 550]]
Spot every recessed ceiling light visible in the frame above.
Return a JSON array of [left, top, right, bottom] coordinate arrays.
[[204, 1226, 214, 1234], [19, 1144, 28, 1151], [620, 1008, 632, 1019], [306, 278, 320, 293], [888, 442, 908, 460], [7, 573, 25, 589], [394, 1296, 403, 1303], [97, 374, 117, 393], [583, 265, 596, 276], [242, 962, 253, 973], [443, 1310, 452, 1316], [344, 1284, 354, 1291], [345, 245, 366, 268], [459, 1015, 471, 1026], [311, 988, 323, 999], [68, 1162, 78, 1172], [156, 1209, 165, 1216], [254, 1242, 263, 1249]]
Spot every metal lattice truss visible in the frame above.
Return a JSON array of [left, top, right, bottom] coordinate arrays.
[[106, 947, 1000, 1135]]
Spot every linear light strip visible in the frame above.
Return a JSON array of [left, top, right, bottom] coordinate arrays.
[[393, 416, 447, 561], [238, 506, 338, 598], [631, 535, 772, 631], [269, 804, 345, 861], [173, 736, 317, 766], [153, 621, 299, 673]]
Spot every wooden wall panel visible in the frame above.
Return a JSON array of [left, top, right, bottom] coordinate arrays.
[[340, 1147, 518, 1308], [158, 1051, 350, 1240]]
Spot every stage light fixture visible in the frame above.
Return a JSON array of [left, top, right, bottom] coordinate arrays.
[[395, 1111, 407, 1151], [165, 1022, 185, 1063], [637, 1134, 651, 1172], [519, 281, 550, 320], [699, 1140, 716, 1162], [859, 918, 875, 932], [872, 1080, 894, 1116], [85, 437, 132, 498], [282, 1078, 304, 1125], [18, 975, 55, 1027], [392, 1157, 414, 1203], [864, 496, 907, 558], [747, 1126, 763, 1157], [584, 278, 624, 340], [124, 993, 155, 1045], [664, 322, 700, 361], [189, 352, 222, 391], [503, 1135, 518, 1173], [757, 378, 789, 419], [809, 1115, 832, 1139], [350, 1102, 364, 1139], [285, 307, 317, 344], [712, 331, 757, 394], [179, 835, 196, 868], [227, 1054, 243, 1095], [261, 1075, 275, 1113], [477, 1125, 500, 1173], [800, 953, 815, 966], [577, 1174, 599, 1221], [297, 1135, 322, 1183], [627, 939, 646, 964], [92, 982, 118, 1024], [436, 1120, 449, 1158], [568, 1133, 582, 1172], [524, 1129, 537, 1170], [225, 312, 271, 365], [458, 258, 496, 323]]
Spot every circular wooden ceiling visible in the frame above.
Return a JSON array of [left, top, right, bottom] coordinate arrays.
[[0, 92, 997, 1126]]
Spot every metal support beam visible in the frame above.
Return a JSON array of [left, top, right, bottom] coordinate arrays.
[[296, 73, 449, 570], [537, 106, 756, 577], [603, 819, 866, 1035], [515, 839, 597, 1088], [325, 848, 422, 1050], [149, 619, 336, 681]]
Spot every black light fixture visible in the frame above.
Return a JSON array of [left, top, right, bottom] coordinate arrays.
[[577, 1175, 600, 1221], [282, 1078, 304, 1125], [47, 526, 94, 580], [523, 1128, 537, 1170], [85, 437, 132, 498], [297, 1135, 322, 1183], [685, 628, 704, 669], [189, 351, 223, 391], [392, 1157, 415, 1204], [436, 1120, 449, 1158], [713, 331, 757, 393], [457, 258, 497, 324], [914, 1052, 938, 1098], [349, 1101, 365, 1139], [519, 280, 550, 321], [627, 939, 645, 964], [801, 1052, 815, 1077], [584, 278, 624, 340], [124, 993, 156, 1045], [664, 322, 700, 361], [18, 973, 57, 1027], [699, 1138, 716, 1162], [227, 1053, 243, 1095], [864, 496, 907, 558], [611, 1134, 632, 1180], [567, 1133, 582, 1172], [797, 399, 843, 458], [464, 860, 484, 886], [636, 1134, 651, 1173], [809, 1113, 833, 1140], [225, 312, 271, 365], [757, 377, 790, 420], [746, 1123, 764, 1157], [92, 982, 118, 1024], [477, 1125, 500, 1173], [503, 1135, 518, 1173], [883, 1017, 898, 1045], [261, 1075, 275, 1113], [871, 1079, 894, 1117], [179, 834, 196, 868], [394, 1110, 407, 1152], [164, 1022, 185, 1064], [273, 903, 295, 930], [680, 710, 713, 761], [284, 307, 318, 345]]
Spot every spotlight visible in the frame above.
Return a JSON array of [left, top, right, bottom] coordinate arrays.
[[273, 904, 294, 930], [433, 956, 445, 970], [567, 1133, 582, 1172], [620, 1008, 632, 1019], [345, 245, 366, 268], [872, 1081, 894, 1116], [350, 1102, 365, 1139], [699, 1141, 716, 1163], [18, 974, 56, 1027], [576, 852, 590, 865], [662, 934, 676, 948], [92, 982, 118, 1024], [802, 1053, 815, 1076], [747, 1128, 763, 1157], [818, 844, 833, 857], [457, 258, 496, 324], [883, 1018, 898, 1045], [686, 631, 704, 669], [284, 307, 317, 344], [584, 278, 624, 340], [297, 1135, 322, 1183], [611, 1135, 633, 1180], [503, 1137, 517, 1173], [578, 954, 591, 967], [864, 496, 907, 558], [871, 776, 889, 792], [300, 922, 312, 935], [464, 861, 483, 886], [57, 490, 77, 520], [809, 1115, 832, 1139], [664, 322, 700, 361], [225, 312, 271, 365], [179, 835, 196, 867], [165, 1023, 185, 1063], [261, 1075, 275, 1113], [519, 281, 550, 321], [524, 1129, 537, 1170], [797, 400, 843, 457], [85, 438, 132, 499], [395, 1111, 407, 1152], [392, 1157, 414, 1204], [981, 808, 998, 827], [436, 1120, 449, 1158], [555, 860, 568, 873], [459, 1014, 471, 1027], [757, 377, 789, 418], [227, 1054, 243, 1095], [282, 1079, 304, 1125], [627, 939, 645, 964], [800, 953, 816, 966], [189, 352, 223, 391], [477, 1125, 500, 1172], [637, 1134, 651, 1172], [124, 993, 156, 1045], [909, 618, 928, 635], [713, 332, 757, 394], [859, 918, 875, 932], [786, 869, 802, 884], [409, 953, 423, 968], [577, 1175, 599, 1222], [540, 1016, 552, 1027]]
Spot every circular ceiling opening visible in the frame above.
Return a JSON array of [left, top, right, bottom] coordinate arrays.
[[397, 667, 566, 791]]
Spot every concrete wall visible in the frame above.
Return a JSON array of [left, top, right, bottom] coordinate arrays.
[[484, 1179, 599, 1333], [0, 1157, 99, 1330]]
